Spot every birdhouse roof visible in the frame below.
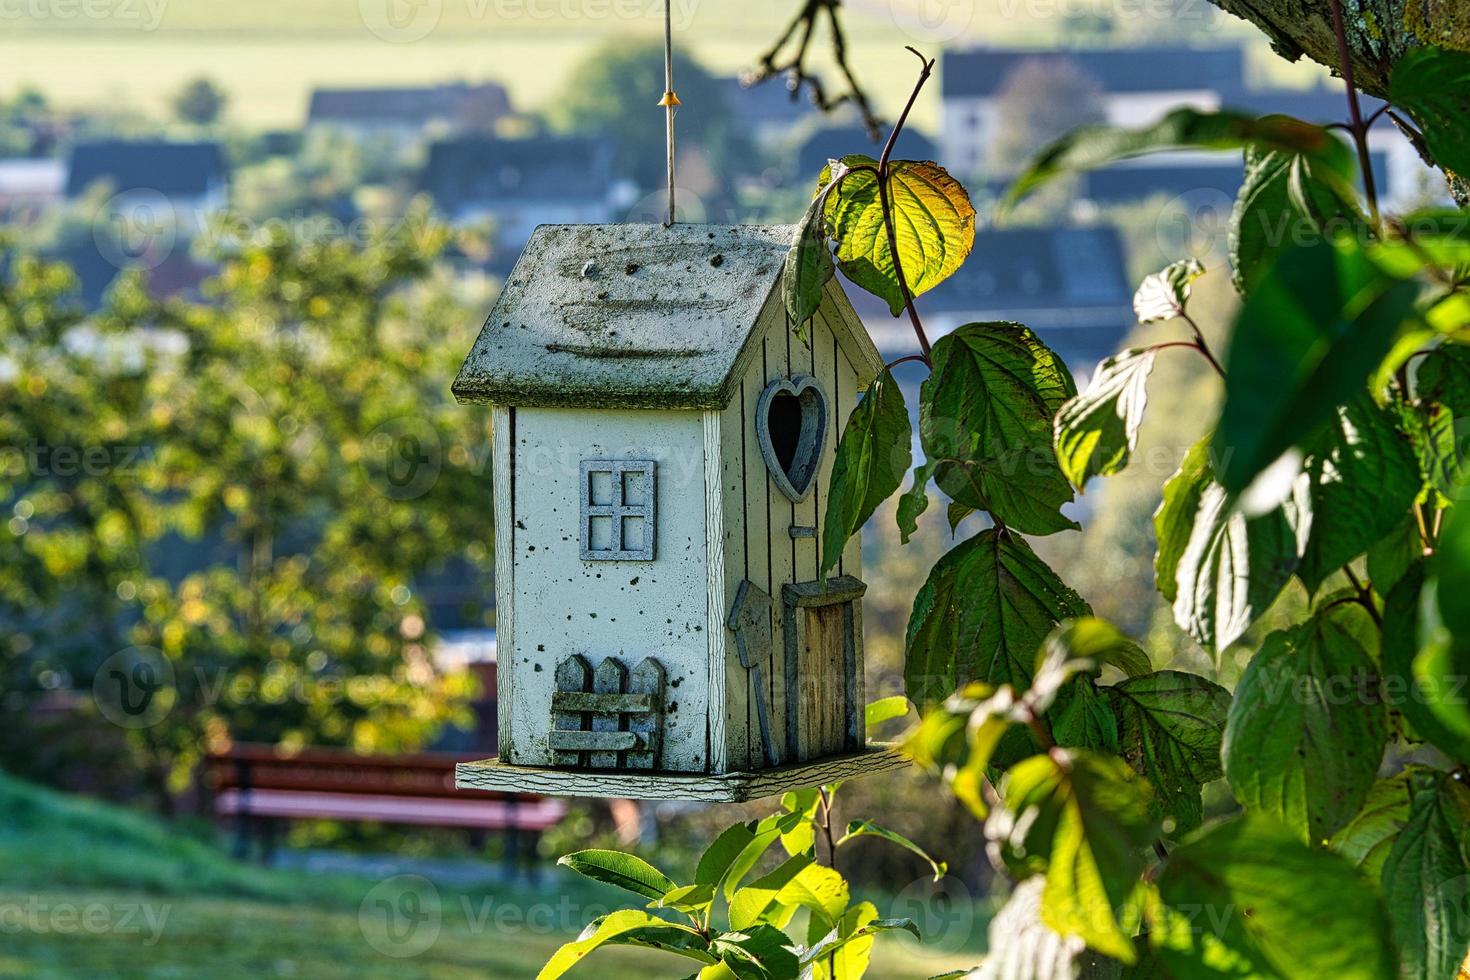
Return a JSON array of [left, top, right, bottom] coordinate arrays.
[[453, 223, 875, 410]]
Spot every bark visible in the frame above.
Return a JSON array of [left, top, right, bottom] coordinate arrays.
[[1204, 0, 1470, 98]]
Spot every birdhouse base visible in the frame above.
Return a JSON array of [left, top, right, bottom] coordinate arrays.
[[455, 744, 908, 803]]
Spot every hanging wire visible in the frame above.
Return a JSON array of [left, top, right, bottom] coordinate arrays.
[[658, 0, 679, 226]]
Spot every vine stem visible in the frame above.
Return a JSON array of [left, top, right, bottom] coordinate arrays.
[[885, 353, 928, 370], [818, 786, 840, 871], [1326, 0, 1382, 226], [1177, 312, 1225, 378], [1342, 565, 1384, 627], [877, 47, 936, 366]]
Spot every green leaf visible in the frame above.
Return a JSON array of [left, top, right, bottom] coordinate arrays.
[[783, 190, 837, 325], [696, 823, 760, 887], [1437, 495, 1470, 651], [650, 883, 716, 915], [775, 862, 850, 933], [1416, 344, 1470, 506], [1381, 770, 1470, 980], [804, 905, 919, 979], [822, 369, 911, 574], [710, 924, 800, 980], [1050, 677, 1121, 757], [905, 528, 1090, 705], [1230, 144, 1364, 294], [1153, 815, 1398, 980], [557, 850, 677, 902], [1389, 46, 1470, 178], [921, 322, 1080, 535], [1223, 604, 1388, 842], [537, 910, 711, 979], [1154, 436, 1312, 655], [864, 695, 910, 731], [902, 684, 1024, 818], [1007, 109, 1354, 208], [838, 820, 947, 881], [1330, 770, 1420, 883], [1055, 348, 1157, 490], [1214, 237, 1422, 494], [1106, 670, 1231, 835], [1382, 565, 1470, 762], [821, 155, 976, 316], [728, 853, 814, 931], [896, 459, 935, 545], [1042, 618, 1151, 679], [1133, 259, 1205, 324], [1296, 395, 1423, 593], [1367, 512, 1423, 598], [990, 749, 1158, 962]]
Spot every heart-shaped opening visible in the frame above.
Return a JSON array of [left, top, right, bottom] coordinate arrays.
[[756, 375, 828, 503]]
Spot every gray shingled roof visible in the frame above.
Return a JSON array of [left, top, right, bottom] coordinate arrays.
[[942, 46, 1244, 97], [453, 224, 801, 410]]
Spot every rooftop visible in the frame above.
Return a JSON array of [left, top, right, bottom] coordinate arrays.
[[65, 141, 227, 199], [421, 135, 614, 211], [307, 82, 512, 126], [454, 223, 821, 409], [942, 46, 1245, 98]]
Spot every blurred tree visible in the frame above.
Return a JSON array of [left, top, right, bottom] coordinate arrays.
[[988, 58, 1106, 178], [550, 39, 754, 196], [172, 77, 228, 126], [0, 88, 59, 157], [0, 255, 165, 800], [0, 205, 493, 811], [128, 202, 490, 797]]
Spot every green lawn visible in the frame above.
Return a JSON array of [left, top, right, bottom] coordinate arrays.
[[0, 772, 982, 978]]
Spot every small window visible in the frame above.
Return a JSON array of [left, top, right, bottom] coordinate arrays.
[[580, 459, 656, 561]]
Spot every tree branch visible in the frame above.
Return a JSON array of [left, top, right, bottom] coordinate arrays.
[[744, 0, 883, 141]]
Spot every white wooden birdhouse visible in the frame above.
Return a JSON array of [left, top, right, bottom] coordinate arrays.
[[451, 223, 906, 801]]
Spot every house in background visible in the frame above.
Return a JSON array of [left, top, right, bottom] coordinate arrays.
[[420, 135, 633, 249], [65, 140, 229, 215], [852, 225, 1134, 371], [0, 158, 64, 210], [942, 46, 1244, 177], [306, 82, 513, 140], [721, 77, 817, 150]]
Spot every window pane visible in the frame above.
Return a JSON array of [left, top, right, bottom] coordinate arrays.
[[588, 470, 615, 507], [587, 515, 615, 552]]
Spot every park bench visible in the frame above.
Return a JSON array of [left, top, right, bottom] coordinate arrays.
[[206, 743, 566, 870]]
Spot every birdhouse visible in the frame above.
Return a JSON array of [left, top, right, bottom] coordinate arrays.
[[451, 224, 906, 801]]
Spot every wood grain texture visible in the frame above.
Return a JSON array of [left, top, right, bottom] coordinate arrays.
[[456, 745, 910, 803], [627, 657, 665, 770], [703, 409, 728, 774], [590, 658, 628, 769], [719, 385, 753, 772], [551, 654, 591, 766], [491, 406, 517, 761]]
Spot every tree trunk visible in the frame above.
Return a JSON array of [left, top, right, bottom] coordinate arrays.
[[1205, 0, 1470, 98]]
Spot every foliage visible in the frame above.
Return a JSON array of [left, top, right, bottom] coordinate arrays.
[[172, 76, 228, 126], [780, 33, 1470, 980], [0, 209, 489, 807], [987, 56, 1106, 179], [544, 784, 935, 980], [550, 40, 753, 194]]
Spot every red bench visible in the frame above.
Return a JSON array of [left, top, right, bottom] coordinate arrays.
[[206, 744, 565, 870]]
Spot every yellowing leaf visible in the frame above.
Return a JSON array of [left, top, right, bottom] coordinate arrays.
[[822, 155, 975, 316]]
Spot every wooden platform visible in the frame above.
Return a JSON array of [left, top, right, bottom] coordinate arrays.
[[455, 745, 909, 803]]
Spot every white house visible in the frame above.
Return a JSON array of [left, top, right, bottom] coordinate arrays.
[[450, 223, 904, 801], [941, 46, 1244, 177]]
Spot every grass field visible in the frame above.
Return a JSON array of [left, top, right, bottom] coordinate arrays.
[[0, 0, 1279, 131], [0, 772, 985, 978]]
